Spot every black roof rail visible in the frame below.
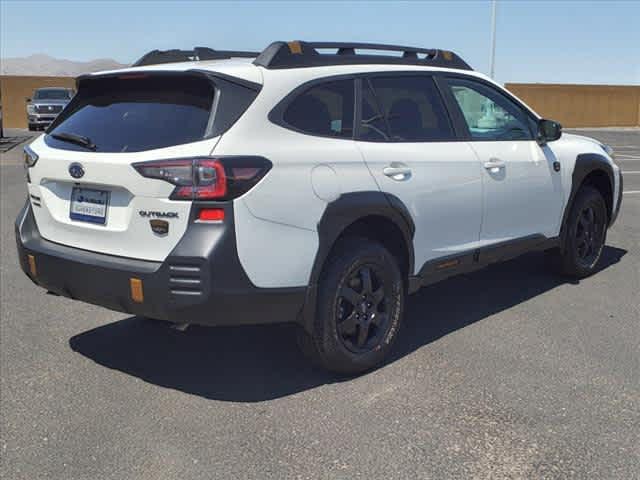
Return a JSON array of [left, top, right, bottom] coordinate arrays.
[[253, 41, 472, 71], [132, 47, 259, 67]]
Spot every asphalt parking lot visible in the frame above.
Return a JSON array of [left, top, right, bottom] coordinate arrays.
[[1, 129, 638, 479]]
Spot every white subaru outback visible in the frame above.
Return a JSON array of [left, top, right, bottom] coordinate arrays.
[[16, 42, 623, 374]]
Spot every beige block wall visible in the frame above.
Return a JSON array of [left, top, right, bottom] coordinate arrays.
[[505, 83, 640, 128], [0, 75, 76, 129]]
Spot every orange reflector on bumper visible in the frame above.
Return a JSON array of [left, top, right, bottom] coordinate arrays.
[[130, 278, 144, 303], [27, 254, 37, 277]]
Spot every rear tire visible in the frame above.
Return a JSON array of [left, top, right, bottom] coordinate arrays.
[[298, 237, 405, 375], [557, 186, 608, 278]]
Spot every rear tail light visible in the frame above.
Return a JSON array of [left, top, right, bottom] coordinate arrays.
[[132, 157, 271, 201]]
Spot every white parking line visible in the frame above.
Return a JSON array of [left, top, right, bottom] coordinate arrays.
[[623, 190, 640, 194], [623, 171, 640, 174]]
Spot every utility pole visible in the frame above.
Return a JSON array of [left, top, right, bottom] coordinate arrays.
[[489, 0, 497, 78]]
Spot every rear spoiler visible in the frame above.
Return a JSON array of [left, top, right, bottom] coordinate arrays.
[[132, 47, 259, 67], [75, 69, 262, 92]]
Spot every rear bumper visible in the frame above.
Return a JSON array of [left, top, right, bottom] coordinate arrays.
[[15, 201, 305, 326]]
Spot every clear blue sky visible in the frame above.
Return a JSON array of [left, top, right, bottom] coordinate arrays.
[[1, 0, 639, 85]]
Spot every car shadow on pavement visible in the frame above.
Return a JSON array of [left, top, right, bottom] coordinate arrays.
[[69, 246, 626, 402]]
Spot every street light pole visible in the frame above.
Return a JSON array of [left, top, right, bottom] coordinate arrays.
[[489, 0, 497, 78]]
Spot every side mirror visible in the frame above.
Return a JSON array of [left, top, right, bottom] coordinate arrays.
[[26, 97, 32, 103], [537, 119, 562, 145]]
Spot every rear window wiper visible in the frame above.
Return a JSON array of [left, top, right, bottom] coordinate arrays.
[[50, 132, 96, 151]]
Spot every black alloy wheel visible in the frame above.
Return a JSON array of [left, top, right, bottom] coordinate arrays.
[[558, 185, 608, 278], [336, 264, 392, 353], [297, 237, 405, 375], [574, 204, 604, 267]]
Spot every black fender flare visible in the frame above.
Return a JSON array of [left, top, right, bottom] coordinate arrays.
[[299, 191, 415, 332], [560, 153, 615, 244]]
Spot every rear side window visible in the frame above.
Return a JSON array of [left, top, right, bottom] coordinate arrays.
[[46, 74, 256, 153], [360, 82, 389, 141], [282, 80, 354, 138], [360, 76, 454, 142]]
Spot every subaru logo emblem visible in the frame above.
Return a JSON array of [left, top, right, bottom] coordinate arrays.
[[69, 163, 85, 179]]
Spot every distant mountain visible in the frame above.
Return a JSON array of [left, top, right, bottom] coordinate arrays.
[[0, 54, 127, 76]]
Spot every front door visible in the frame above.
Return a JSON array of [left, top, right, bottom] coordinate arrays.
[[443, 77, 564, 245]]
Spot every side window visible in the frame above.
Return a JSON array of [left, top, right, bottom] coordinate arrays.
[[359, 76, 454, 142], [360, 81, 389, 141], [446, 78, 534, 141], [283, 80, 354, 138]]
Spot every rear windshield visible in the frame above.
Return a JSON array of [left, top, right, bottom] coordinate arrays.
[[46, 75, 216, 153]]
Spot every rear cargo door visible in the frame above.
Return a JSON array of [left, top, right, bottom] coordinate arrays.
[[26, 72, 249, 261]]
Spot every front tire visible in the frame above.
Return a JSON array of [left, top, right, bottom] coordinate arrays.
[[298, 237, 405, 375], [558, 186, 608, 278]]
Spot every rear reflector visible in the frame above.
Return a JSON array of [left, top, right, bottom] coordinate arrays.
[[27, 254, 37, 277], [197, 208, 225, 222], [130, 278, 144, 303]]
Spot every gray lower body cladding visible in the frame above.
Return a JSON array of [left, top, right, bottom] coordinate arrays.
[[15, 201, 305, 326]]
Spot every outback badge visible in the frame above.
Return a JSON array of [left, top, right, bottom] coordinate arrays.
[[139, 210, 178, 218]]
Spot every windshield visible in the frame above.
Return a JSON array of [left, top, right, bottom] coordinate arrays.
[[34, 89, 72, 100], [46, 75, 215, 153]]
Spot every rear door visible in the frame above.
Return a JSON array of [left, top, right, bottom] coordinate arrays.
[[354, 75, 483, 274], [443, 76, 563, 244], [26, 72, 256, 261]]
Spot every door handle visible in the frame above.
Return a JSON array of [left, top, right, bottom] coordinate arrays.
[[383, 163, 412, 181], [484, 159, 506, 173]]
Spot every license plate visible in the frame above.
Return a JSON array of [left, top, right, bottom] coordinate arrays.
[[70, 187, 109, 224]]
